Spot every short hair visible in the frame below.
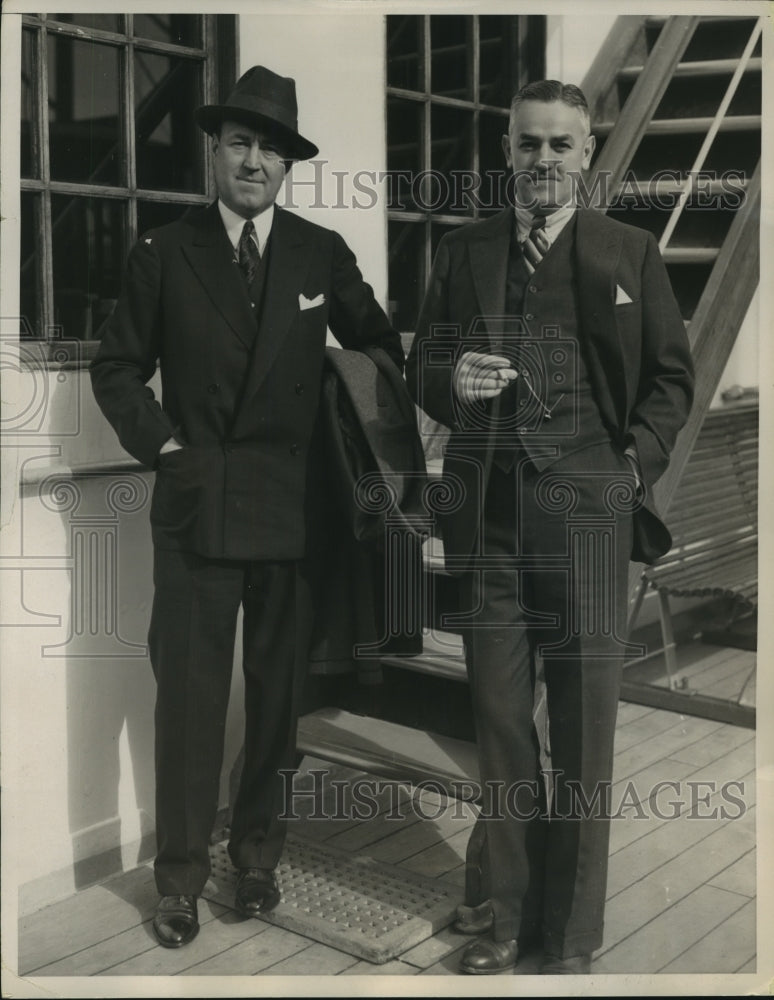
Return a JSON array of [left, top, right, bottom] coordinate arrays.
[[508, 80, 591, 135]]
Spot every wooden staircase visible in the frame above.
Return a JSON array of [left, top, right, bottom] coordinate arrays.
[[297, 14, 762, 785]]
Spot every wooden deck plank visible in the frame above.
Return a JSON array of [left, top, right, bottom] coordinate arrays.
[[667, 721, 754, 766], [400, 924, 473, 969], [357, 806, 476, 866], [340, 957, 418, 975], [608, 757, 698, 854], [702, 662, 756, 702], [612, 715, 725, 784], [708, 848, 756, 897], [592, 884, 749, 973], [612, 706, 695, 753], [19, 865, 157, 975], [607, 784, 755, 898], [324, 804, 423, 852], [616, 701, 658, 726], [293, 781, 416, 844], [660, 897, 756, 973], [601, 807, 755, 953], [398, 826, 472, 880], [97, 908, 272, 976], [171, 923, 308, 976], [258, 940, 360, 975]]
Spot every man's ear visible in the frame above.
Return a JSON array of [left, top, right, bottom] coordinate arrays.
[[501, 132, 513, 169], [582, 133, 596, 169], [210, 132, 221, 157]]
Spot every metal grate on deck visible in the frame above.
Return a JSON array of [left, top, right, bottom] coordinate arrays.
[[206, 833, 457, 964]]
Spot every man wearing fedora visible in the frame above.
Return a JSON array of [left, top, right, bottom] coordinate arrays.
[[91, 65, 404, 948]]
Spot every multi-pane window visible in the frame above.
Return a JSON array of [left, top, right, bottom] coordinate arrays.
[[19, 13, 235, 356], [386, 14, 545, 332]]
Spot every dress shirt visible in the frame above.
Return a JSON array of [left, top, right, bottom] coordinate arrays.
[[513, 200, 576, 248], [218, 200, 274, 257]]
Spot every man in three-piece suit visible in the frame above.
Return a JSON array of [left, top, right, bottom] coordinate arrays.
[[406, 80, 694, 974], [91, 65, 404, 948]]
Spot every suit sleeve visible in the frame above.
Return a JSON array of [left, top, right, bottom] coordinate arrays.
[[405, 235, 461, 429], [327, 230, 405, 373], [626, 232, 695, 488], [90, 237, 178, 469]]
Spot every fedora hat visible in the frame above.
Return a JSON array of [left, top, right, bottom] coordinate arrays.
[[195, 65, 318, 160]]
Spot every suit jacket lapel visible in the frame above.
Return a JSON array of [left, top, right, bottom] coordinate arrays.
[[233, 208, 314, 419], [575, 207, 627, 429], [182, 202, 256, 349], [468, 209, 512, 348]]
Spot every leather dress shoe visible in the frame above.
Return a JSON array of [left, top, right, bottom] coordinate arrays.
[[152, 894, 199, 948], [454, 901, 493, 935], [235, 867, 280, 917], [541, 952, 592, 974], [459, 937, 519, 974]]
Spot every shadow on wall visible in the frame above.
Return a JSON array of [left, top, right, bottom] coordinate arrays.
[[37, 462, 158, 889]]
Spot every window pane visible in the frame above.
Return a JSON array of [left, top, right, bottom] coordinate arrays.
[[479, 16, 513, 108], [431, 16, 471, 101], [134, 14, 201, 47], [51, 196, 124, 340], [135, 51, 205, 192], [21, 28, 37, 178], [388, 220, 426, 332], [20, 193, 42, 339], [431, 105, 472, 215], [137, 199, 198, 236], [48, 35, 121, 185], [387, 15, 423, 91], [54, 14, 123, 33], [478, 110, 510, 214]]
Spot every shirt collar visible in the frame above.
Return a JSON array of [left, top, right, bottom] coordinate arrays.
[[218, 200, 274, 256], [514, 201, 576, 246]]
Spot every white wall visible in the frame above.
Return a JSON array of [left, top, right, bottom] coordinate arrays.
[[239, 13, 389, 306]]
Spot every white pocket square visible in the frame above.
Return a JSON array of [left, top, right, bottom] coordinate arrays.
[[299, 292, 325, 311], [615, 284, 633, 305]]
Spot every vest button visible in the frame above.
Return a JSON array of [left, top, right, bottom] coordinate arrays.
[[207, 383, 219, 394], [290, 444, 301, 456], [525, 313, 534, 321], [528, 285, 538, 293], [295, 383, 305, 395]]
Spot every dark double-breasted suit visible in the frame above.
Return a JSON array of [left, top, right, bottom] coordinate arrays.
[[91, 201, 404, 895], [406, 206, 693, 958]]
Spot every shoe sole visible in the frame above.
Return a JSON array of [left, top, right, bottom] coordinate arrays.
[[459, 960, 517, 975]]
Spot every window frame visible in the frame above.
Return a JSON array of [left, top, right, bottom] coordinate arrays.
[[19, 12, 237, 365], [385, 13, 544, 332]]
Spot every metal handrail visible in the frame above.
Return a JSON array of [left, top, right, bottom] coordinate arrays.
[[658, 17, 763, 252]]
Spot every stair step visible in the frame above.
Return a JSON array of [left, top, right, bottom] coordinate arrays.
[[596, 114, 761, 136], [382, 631, 467, 682], [662, 247, 719, 264], [619, 56, 762, 80], [296, 707, 480, 797], [612, 178, 748, 202]]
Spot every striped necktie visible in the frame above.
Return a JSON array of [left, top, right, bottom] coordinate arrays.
[[521, 215, 550, 275], [237, 220, 261, 286]]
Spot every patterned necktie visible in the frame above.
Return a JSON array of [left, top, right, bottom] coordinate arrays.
[[521, 215, 550, 275], [237, 219, 261, 286]]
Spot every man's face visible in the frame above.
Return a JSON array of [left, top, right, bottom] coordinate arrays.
[[211, 120, 289, 218], [502, 99, 595, 212]]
